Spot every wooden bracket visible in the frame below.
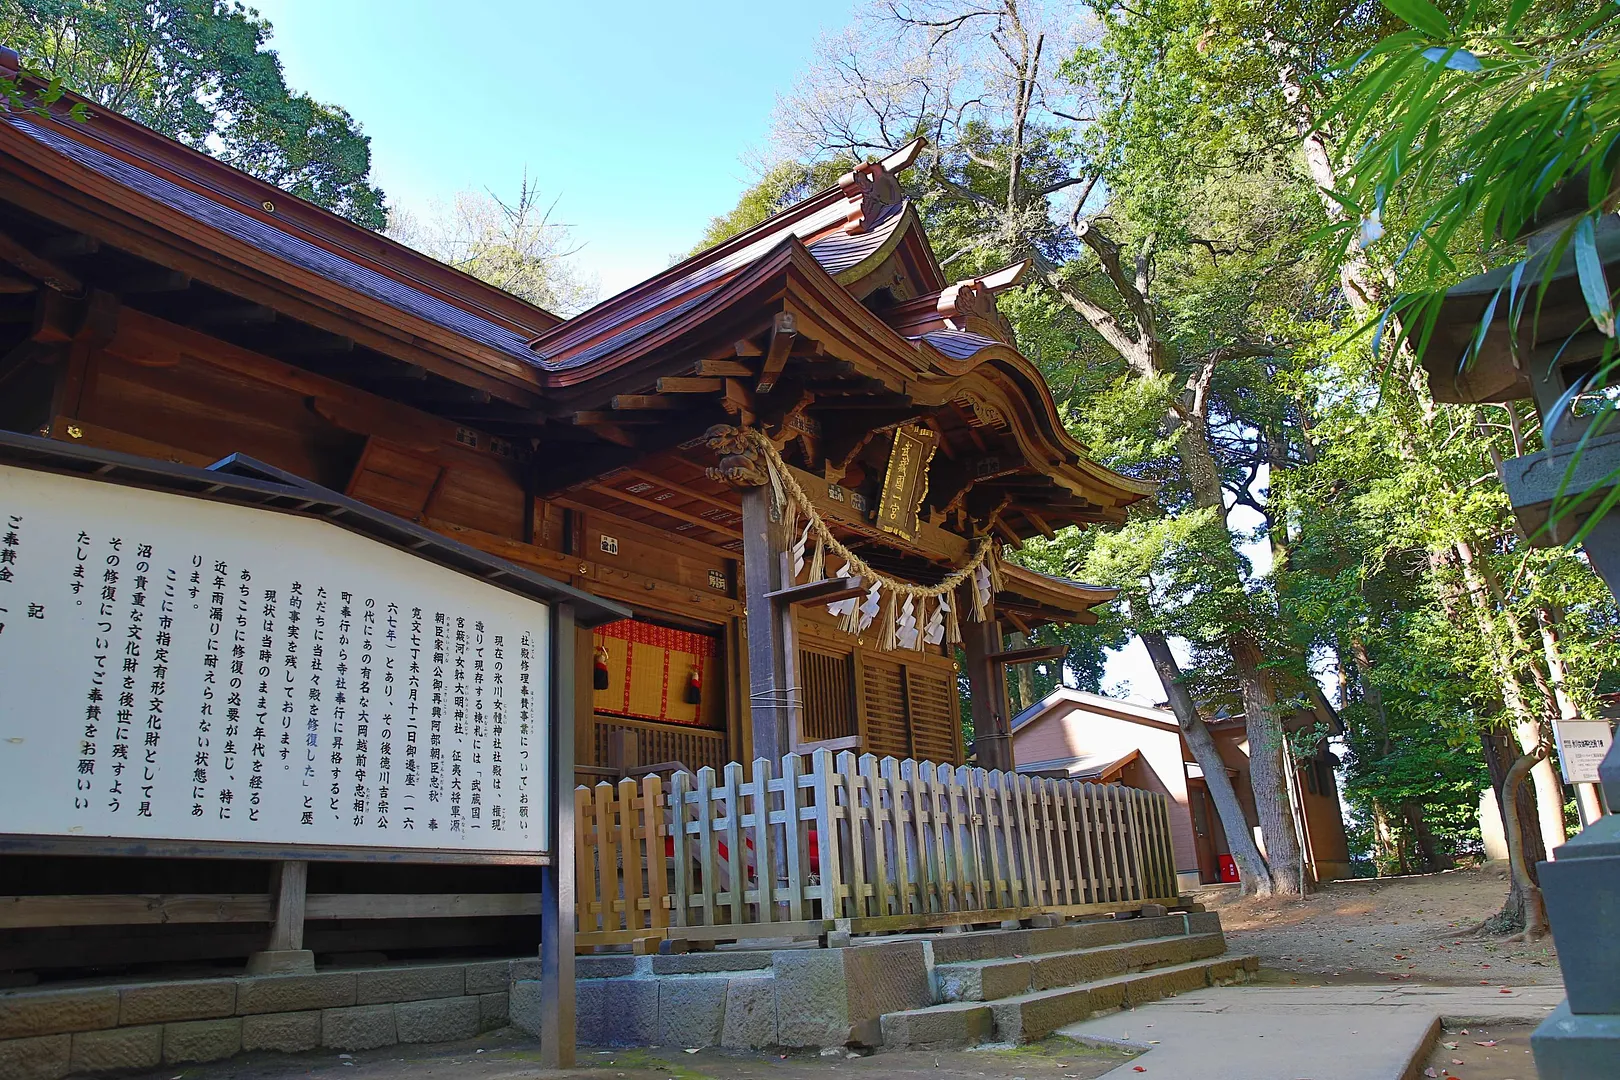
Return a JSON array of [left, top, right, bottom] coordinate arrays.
[[696, 359, 754, 377], [766, 576, 864, 607], [987, 644, 1067, 665], [756, 312, 798, 393]]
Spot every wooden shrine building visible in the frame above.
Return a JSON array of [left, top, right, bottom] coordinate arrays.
[[0, 61, 1150, 804]]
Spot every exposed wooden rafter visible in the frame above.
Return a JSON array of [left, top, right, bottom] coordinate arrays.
[[756, 311, 797, 393]]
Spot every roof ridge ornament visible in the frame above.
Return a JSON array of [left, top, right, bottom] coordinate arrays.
[[838, 137, 927, 234], [935, 260, 1029, 342]]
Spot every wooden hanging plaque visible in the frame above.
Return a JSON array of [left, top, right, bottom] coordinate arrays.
[[875, 424, 938, 541]]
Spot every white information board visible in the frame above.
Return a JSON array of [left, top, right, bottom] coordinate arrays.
[[1553, 719, 1614, 785], [0, 463, 549, 856]]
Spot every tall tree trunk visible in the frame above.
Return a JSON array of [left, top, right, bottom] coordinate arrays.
[[1174, 413, 1307, 896], [1231, 633, 1310, 894], [1482, 729, 1547, 882], [1402, 800, 1449, 872], [1137, 622, 1273, 896], [1453, 540, 1569, 848], [1372, 799, 1407, 875], [1006, 631, 1036, 714], [1498, 746, 1552, 939]]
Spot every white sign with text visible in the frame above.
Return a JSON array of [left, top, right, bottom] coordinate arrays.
[[1553, 719, 1613, 785], [0, 464, 549, 855]]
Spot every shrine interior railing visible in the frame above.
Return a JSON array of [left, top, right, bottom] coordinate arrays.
[[574, 748, 1180, 950]]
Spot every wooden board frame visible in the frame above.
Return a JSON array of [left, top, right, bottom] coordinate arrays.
[[0, 431, 623, 870]]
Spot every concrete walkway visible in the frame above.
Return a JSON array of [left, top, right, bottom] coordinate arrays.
[[1058, 985, 1564, 1080]]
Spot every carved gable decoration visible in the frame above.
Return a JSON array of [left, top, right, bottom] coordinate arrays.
[[954, 393, 1009, 431], [937, 281, 1015, 344], [838, 138, 926, 234]]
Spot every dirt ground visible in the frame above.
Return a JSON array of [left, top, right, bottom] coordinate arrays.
[[1201, 862, 1563, 988], [1422, 1022, 1539, 1080], [128, 1031, 1139, 1080]]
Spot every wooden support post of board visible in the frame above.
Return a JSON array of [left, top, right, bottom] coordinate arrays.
[[245, 860, 314, 975], [539, 602, 579, 1069], [963, 595, 1013, 772]]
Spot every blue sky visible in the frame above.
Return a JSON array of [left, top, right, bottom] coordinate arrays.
[[250, 0, 857, 296]]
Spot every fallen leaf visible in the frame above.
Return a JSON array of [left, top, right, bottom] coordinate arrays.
[[1443, 1042, 1458, 1050], [685, 1048, 701, 1054], [1453, 1059, 1466, 1065], [1500, 989, 1514, 994], [1475, 1040, 1497, 1047], [1425, 1069, 1438, 1078], [1133, 1068, 1146, 1074]]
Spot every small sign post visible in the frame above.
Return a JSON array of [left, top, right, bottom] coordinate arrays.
[[1554, 719, 1615, 784]]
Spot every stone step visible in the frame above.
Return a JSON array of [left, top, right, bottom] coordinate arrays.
[[880, 953, 1259, 1050], [935, 931, 1228, 1002], [926, 911, 1220, 966]]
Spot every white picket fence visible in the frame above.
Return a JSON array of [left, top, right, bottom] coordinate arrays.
[[576, 749, 1180, 949]]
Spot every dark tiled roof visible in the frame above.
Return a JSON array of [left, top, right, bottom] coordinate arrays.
[[804, 202, 905, 273], [918, 328, 1001, 359], [531, 196, 880, 370], [10, 117, 543, 368]]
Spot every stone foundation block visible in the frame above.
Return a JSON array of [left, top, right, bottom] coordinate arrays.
[[651, 953, 772, 976], [881, 1003, 992, 1050], [771, 952, 849, 1047], [464, 961, 512, 995], [720, 977, 776, 1049], [508, 982, 541, 1038], [938, 960, 1030, 1002], [1139, 903, 1168, 918], [0, 1033, 69, 1080], [69, 1025, 162, 1073], [576, 978, 657, 1047], [235, 972, 357, 1015], [658, 978, 727, 1048], [395, 997, 479, 1044], [162, 1018, 242, 1065], [121, 979, 236, 1025], [320, 1005, 396, 1051], [844, 941, 932, 1019], [0, 989, 119, 1039], [573, 956, 638, 980], [478, 993, 508, 1032], [242, 1011, 321, 1053], [355, 965, 464, 1004], [244, 950, 315, 976]]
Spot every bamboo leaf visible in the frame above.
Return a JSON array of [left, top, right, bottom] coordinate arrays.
[[1573, 214, 1616, 337], [1380, 0, 1452, 39]]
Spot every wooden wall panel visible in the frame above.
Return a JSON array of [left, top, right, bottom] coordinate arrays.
[[860, 654, 910, 759], [80, 350, 361, 489], [905, 665, 958, 764], [799, 646, 857, 743], [577, 507, 733, 595]]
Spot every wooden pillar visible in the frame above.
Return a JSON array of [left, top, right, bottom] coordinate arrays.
[[962, 594, 1013, 772], [539, 603, 580, 1069], [740, 483, 796, 761], [245, 859, 314, 974]]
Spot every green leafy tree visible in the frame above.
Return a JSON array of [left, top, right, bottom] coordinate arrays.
[[1, 0, 387, 228], [387, 176, 599, 316]]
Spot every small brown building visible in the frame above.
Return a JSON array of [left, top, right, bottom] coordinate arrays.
[[1011, 689, 1352, 887]]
